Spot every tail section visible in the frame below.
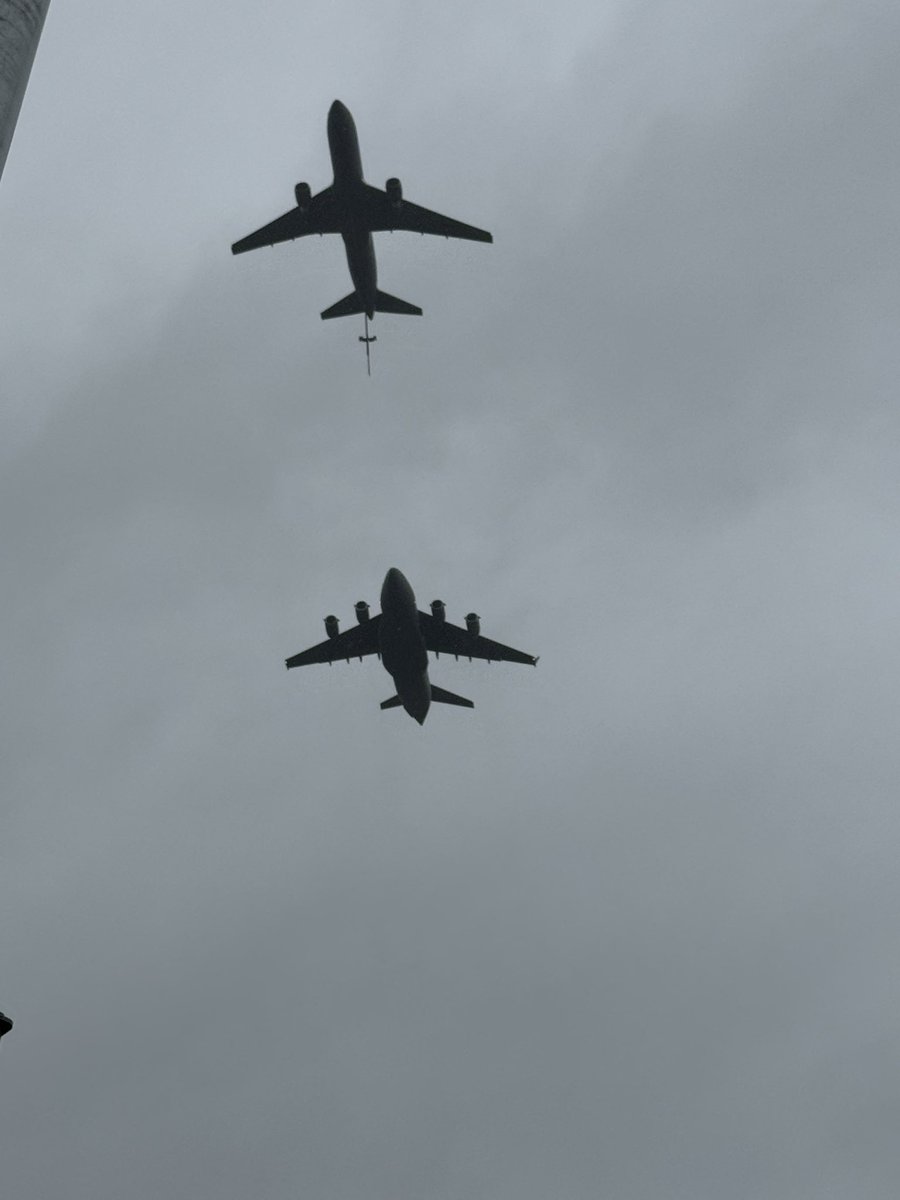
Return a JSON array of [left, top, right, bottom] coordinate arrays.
[[373, 289, 422, 317], [430, 684, 474, 709], [380, 694, 403, 710], [321, 289, 422, 321]]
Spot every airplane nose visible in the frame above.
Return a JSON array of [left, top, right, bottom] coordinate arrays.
[[382, 567, 401, 606]]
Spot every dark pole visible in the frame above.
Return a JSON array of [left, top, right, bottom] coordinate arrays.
[[0, 0, 52, 182]]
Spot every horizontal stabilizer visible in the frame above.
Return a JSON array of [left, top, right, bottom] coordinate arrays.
[[320, 290, 422, 320], [373, 289, 422, 317], [430, 684, 474, 709], [380, 694, 403, 710], [321, 291, 366, 320]]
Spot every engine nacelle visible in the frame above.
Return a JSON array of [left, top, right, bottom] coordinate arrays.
[[385, 177, 403, 209], [324, 614, 340, 639], [465, 612, 481, 636], [355, 601, 370, 623], [294, 181, 311, 211], [430, 599, 446, 623]]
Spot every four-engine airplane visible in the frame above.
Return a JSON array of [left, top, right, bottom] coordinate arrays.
[[231, 100, 493, 371], [285, 568, 537, 724]]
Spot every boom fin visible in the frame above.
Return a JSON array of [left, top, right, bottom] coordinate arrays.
[[380, 694, 403, 710], [430, 684, 474, 709]]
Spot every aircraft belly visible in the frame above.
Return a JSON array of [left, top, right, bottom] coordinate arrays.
[[379, 568, 426, 686], [342, 226, 376, 310], [379, 618, 427, 679], [397, 671, 431, 723]]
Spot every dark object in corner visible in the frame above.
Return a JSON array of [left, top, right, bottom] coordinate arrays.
[[0, 1012, 12, 1042]]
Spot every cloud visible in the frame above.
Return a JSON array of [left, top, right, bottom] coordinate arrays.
[[3, 3, 900, 1199]]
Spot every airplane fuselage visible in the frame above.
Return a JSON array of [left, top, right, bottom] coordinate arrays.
[[378, 567, 431, 724], [327, 100, 378, 318]]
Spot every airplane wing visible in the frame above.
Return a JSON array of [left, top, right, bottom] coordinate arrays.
[[286, 614, 382, 668], [417, 612, 537, 665], [232, 187, 341, 254], [362, 183, 492, 243]]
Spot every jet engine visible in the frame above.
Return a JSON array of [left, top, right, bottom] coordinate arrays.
[[355, 601, 370, 623], [465, 612, 481, 636], [294, 181, 311, 210], [324, 614, 340, 639], [386, 177, 403, 208], [430, 599, 446, 622]]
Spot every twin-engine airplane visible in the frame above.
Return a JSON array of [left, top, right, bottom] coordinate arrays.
[[286, 568, 538, 724], [231, 100, 493, 371]]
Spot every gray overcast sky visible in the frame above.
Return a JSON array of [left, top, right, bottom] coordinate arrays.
[[2, 1, 900, 1197]]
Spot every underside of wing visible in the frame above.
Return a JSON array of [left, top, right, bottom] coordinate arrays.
[[361, 184, 492, 242], [418, 611, 537, 665], [286, 614, 381, 668], [232, 187, 340, 254]]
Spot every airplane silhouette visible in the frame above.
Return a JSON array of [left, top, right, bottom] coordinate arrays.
[[285, 568, 537, 725], [232, 101, 493, 369]]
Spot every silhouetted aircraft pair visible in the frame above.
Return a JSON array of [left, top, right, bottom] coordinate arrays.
[[231, 100, 492, 373], [233, 105, 536, 721]]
